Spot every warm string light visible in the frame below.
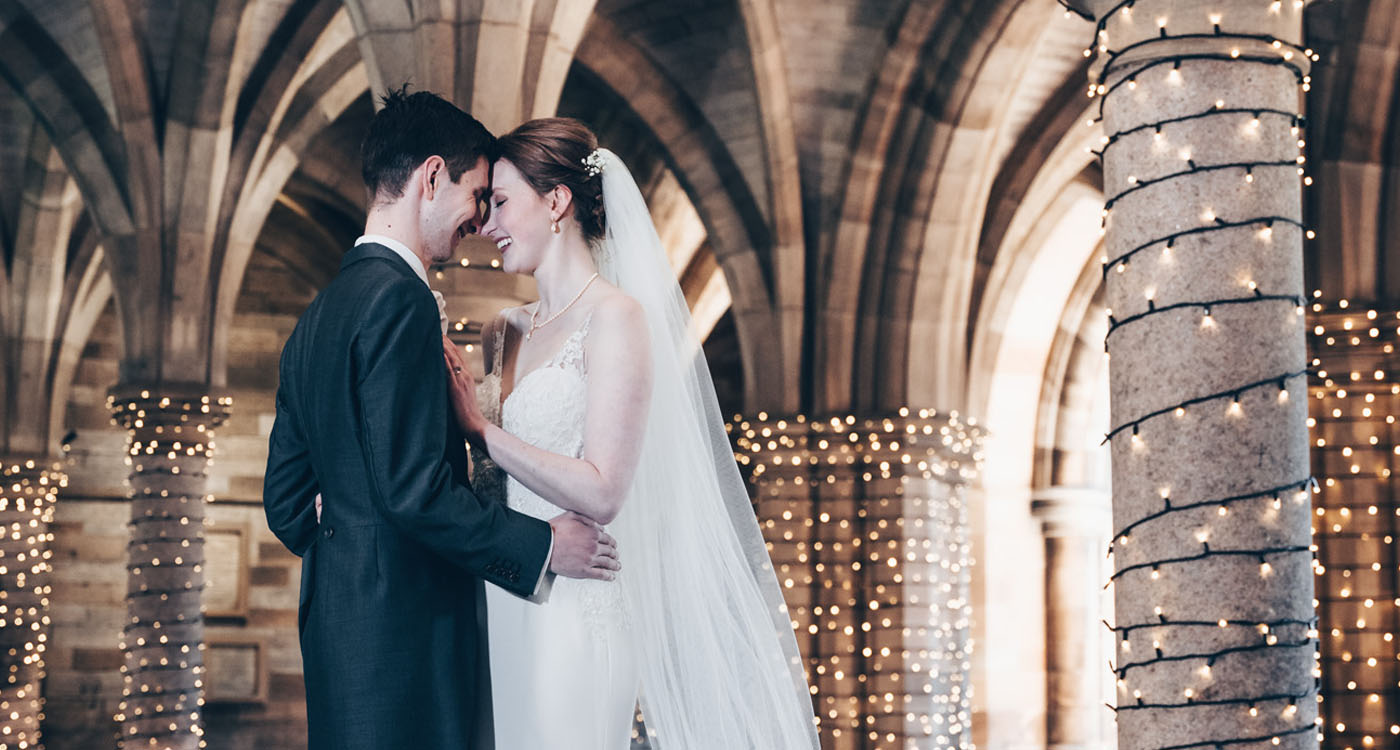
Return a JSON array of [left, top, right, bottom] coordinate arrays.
[[1105, 159, 1300, 210], [1108, 545, 1312, 586], [429, 256, 503, 277], [1113, 627, 1314, 678], [727, 410, 983, 750], [1144, 724, 1319, 749], [1102, 369, 1311, 444], [1106, 294, 1303, 336], [1100, 216, 1306, 277], [1057, 0, 1094, 22], [1110, 478, 1315, 548], [1081, 18, 1319, 109], [1090, 107, 1304, 158], [0, 459, 63, 750], [1089, 52, 1310, 104], [107, 390, 231, 750], [1307, 302, 1400, 750], [1114, 690, 1312, 712]]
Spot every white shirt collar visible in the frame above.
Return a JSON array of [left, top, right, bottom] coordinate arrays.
[[355, 234, 429, 287]]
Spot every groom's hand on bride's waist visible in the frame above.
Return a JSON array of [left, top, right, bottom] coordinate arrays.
[[548, 511, 620, 581]]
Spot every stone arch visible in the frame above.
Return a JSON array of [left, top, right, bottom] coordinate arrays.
[[1032, 270, 1109, 492], [1, 128, 84, 455], [814, 0, 1094, 414], [573, 17, 785, 408], [210, 6, 369, 383], [964, 174, 1105, 748], [965, 93, 1102, 416], [46, 228, 114, 458], [0, 127, 116, 458], [900, 0, 1088, 410], [1306, 0, 1400, 299], [813, 0, 958, 411], [0, 0, 132, 235], [342, 0, 597, 135], [737, 0, 804, 402]]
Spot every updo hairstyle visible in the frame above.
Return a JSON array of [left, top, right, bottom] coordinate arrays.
[[493, 117, 607, 243]]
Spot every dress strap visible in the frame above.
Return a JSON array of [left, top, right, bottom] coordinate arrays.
[[552, 307, 596, 374], [577, 307, 596, 339], [490, 313, 508, 376]]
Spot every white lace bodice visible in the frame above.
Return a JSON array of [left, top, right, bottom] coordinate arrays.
[[471, 311, 591, 520], [470, 309, 625, 628]]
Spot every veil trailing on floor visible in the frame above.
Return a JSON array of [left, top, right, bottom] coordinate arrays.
[[592, 148, 820, 749]]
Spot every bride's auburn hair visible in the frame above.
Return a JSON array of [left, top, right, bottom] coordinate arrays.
[[494, 118, 607, 243]]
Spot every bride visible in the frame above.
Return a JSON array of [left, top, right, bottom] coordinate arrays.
[[440, 117, 820, 749]]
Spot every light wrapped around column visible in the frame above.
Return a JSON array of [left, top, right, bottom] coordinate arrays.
[[107, 389, 230, 750], [729, 409, 983, 750], [1071, 1, 1324, 749], [1305, 300, 1400, 749], [0, 459, 62, 750]]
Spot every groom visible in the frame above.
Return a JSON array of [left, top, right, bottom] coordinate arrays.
[[263, 88, 620, 749]]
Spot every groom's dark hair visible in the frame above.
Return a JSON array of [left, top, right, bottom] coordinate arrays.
[[361, 85, 496, 204]]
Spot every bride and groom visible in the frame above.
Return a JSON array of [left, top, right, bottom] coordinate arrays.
[[263, 88, 820, 749]]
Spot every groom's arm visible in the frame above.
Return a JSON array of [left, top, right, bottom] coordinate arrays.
[[355, 277, 551, 597], [264, 374, 320, 556]]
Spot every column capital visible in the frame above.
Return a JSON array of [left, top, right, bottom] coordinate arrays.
[[107, 385, 232, 436], [1032, 485, 1111, 538], [729, 408, 986, 487]]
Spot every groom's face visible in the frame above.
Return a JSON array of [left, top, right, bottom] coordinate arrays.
[[421, 155, 491, 264]]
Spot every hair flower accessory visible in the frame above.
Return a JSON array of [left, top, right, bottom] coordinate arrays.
[[582, 149, 606, 178]]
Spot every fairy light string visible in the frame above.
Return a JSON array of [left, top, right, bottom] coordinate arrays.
[[1110, 477, 1315, 544], [1105, 160, 1301, 209], [1114, 635, 1314, 678], [1154, 723, 1318, 750], [1101, 216, 1307, 279], [1109, 545, 1313, 586], [1092, 107, 1304, 157], [1114, 690, 1313, 712], [1106, 294, 1304, 337], [1102, 369, 1312, 444]]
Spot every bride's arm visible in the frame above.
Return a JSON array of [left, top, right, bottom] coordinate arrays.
[[446, 295, 652, 525]]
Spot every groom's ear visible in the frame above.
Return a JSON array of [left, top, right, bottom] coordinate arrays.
[[420, 155, 447, 199]]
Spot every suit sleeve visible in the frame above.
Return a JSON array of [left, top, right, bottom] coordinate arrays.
[[264, 370, 320, 556], [354, 278, 552, 597]]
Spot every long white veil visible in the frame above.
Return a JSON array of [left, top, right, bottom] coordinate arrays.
[[593, 148, 819, 749]]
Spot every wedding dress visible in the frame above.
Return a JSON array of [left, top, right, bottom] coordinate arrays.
[[469, 148, 819, 750], [473, 310, 638, 749]]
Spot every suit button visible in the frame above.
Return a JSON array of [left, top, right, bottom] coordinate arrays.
[[323, 526, 334, 539]]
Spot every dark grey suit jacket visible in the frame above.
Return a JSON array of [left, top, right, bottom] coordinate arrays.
[[263, 241, 551, 749]]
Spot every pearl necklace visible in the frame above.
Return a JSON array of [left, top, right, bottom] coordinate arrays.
[[528, 272, 600, 341]]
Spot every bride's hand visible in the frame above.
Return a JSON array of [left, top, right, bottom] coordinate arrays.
[[442, 335, 488, 449]]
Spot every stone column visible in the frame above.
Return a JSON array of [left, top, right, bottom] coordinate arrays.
[[107, 387, 230, 750], [731, 410, 982, 750], [1033, 486, 1112, 750], [1066, 1, 1321, 749], [0, 458, 62, 750]]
